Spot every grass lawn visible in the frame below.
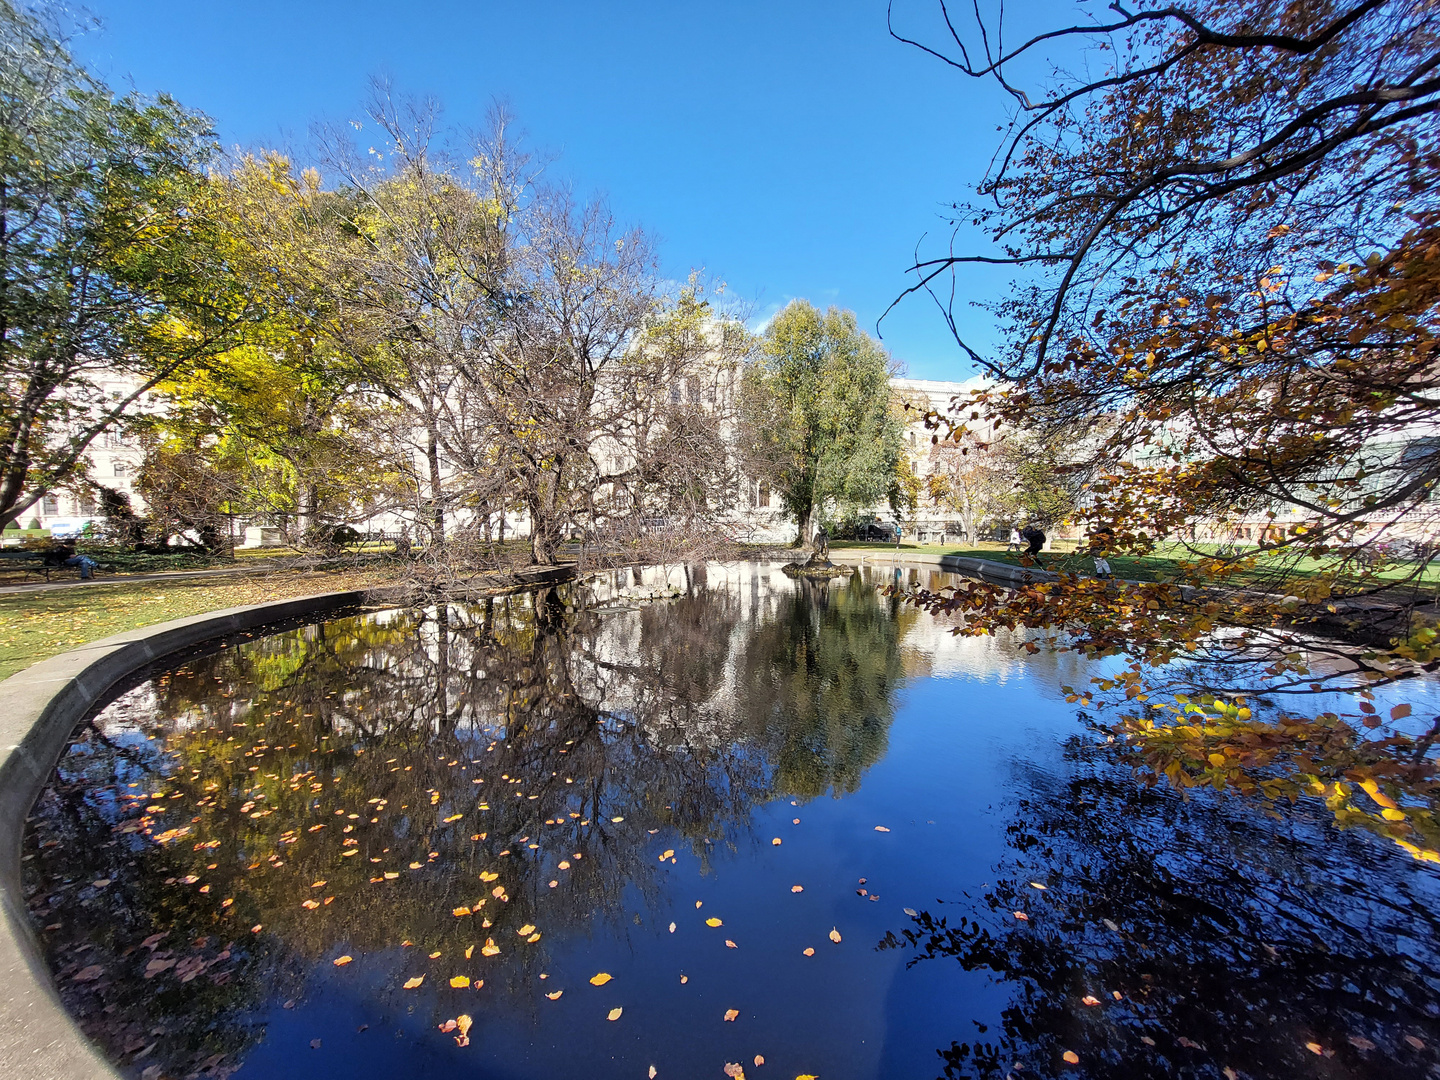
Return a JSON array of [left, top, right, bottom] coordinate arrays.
[[0, 567, 394, 680], [829, 540, 1440, 589]]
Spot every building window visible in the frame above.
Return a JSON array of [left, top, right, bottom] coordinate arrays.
[[758, 482, 771, 509], [669, 382, 683, 404], [113, 460, 131, 477], [42, 496, 60, 515]]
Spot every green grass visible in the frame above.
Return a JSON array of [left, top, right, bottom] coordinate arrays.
[[0, 567, 393, 680], [829, 540, 1440, 589]]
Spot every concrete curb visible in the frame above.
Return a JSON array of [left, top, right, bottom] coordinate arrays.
[[0, 588, 388, 1080], [830, 549, 1060, 586]]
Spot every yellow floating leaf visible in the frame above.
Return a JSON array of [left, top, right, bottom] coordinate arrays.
[[660, 849, 675, 861], [409, 862, 423, 870], [518, 924, 536, 936], [383, 871, 399, 880], [404, 976, 424, 989], [311, 880, 327, 888], [829, 928, 842, 943], [444, 814, 463, 822], [341, 849, 358, 856], [450, 976, 470, 988], [724, 1008, 739, 1021], [557, 860, 570, 870], [797, 1075, 819, 1080], [590, 972, 612, 986], [453, 906, 472, 917], [481, 939, 500, 957], [302, 899, 320, 909], [527, 932, 541, 943], [607, 1007, 623, 1021], [772, 838, 782, 845], [457, 1014, 473, 1036], [706, 918, 723, 927], [611, 817, 624, 823], [479, 871, 499, 882], [546, 990, 563, 1000], [429, 950, 441, 959], [333, 955, 353, 966], [1029, 882, 1047, 890]]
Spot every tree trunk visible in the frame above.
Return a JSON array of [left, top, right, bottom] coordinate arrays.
[[425, 425, 445, 549], [796, 504, 813, 550]]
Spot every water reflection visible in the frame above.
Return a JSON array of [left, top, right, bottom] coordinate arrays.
[[21, 562, 1440, 1080]]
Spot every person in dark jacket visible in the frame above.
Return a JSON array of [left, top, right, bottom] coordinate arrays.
[[1019, 524, 1046, 566]]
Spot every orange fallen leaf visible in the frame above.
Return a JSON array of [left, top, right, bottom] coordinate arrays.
[[333, 955, 353, 966], [518, 924, 536, 936], [302, 899, 320, 910], [465, 946, 474, 959], [1063, 1050, 1080, 1064], [590, 972, 612, 986], [607, 1007, 623, 1021], [803, 947, 815, 956], [723, 1065, 746, 1080], [481, 939, 500, 957], [680, 975, 688, 983], [829, 928, 842, 943], [755, 1056, 764, 1066], [403, 976, 424, 989], [456, 1014, 473, 1036], [791, 885, 803, 893], [450, 976, 470, 988], [725, 940, 737, 948], [453, 906, 472, 917], [546, 989, 563, 1000], [1014, 912, 1029, 921], [724, 1009, 739, 1021], [1081, 995, 1101, 1006]]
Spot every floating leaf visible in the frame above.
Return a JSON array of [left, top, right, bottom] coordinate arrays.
[[829, 928, 842, 943], [1029, 882, 1047, 890], [403, 976, 424, 989], [456, 1014, 473, 1036], [1081, 995, 1101, 1006], [479, 871, 499, 882], [1014, 912, 1029, 921], [695, 901, 703, 908], [72, 965, 104, 982], [1063, 1050, 1080, 1064], [546, 990, 563, 1000], [1103, 919, 1120, 932], [724, 1009, 739, 1021], [527, 932, 541, 943], [791, 885, 804, 893], [429, 951, 441, 959], [754, 1056, 764, 1066], [438, 1020, 457, 1032], [724, 1065, 746, 1079], [590, 972, 613, 986], [611, 816, 624, 823], [444, 814, 462, 822], [725, 938, 738, 949], [333, 955, 353, 966], [803, 947, 814, 956], [383, 871, 398, 880], [453, 906, 472, 917], [450, 976, 470, 988], [302, 899, 320, 910], [481, 939, 500, 957], [903, 907, 917, 916], [669, 922, 677, 933], [660, 850, 675, 861], [518, 924, 536, 936], [649, 1068, 657, 1079], [772, 838, 782, 846], [607, 1007, 623, 1021], [706, 917, 723, 927], [680, 975, 688, 983], [874, 826, 890, 832]]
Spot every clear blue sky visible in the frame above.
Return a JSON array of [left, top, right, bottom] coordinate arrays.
[[71, 0, 1038, 380]]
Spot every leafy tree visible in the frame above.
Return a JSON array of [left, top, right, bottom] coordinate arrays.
[[895, 1, 1440, 859], [0, 2, 252, 530], [740, 300, 904, 545]]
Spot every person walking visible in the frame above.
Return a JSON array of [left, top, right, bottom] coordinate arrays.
[[1019, 524, 1046, 567], [1006, 527, 1022, 553], [1088, 525, 1115, 580]]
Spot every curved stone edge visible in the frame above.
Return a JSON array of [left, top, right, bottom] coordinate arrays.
[[0, 587, 394, 1080], [830, 550, 1058, 585]]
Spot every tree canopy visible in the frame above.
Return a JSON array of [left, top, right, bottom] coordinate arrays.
[[740, 300, 904, 545]]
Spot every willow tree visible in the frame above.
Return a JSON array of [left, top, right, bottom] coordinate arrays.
[[893, 0, 1440, 860], [740, 300, 905, 545]]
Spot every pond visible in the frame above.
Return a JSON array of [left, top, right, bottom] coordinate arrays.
[[22, 562, 1440, 1080]]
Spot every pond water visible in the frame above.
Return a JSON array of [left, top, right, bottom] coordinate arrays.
[[22, 562, 1440, 1080]]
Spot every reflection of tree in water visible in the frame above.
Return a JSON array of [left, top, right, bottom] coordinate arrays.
[[880, 735, 1440, 1080], [24, 568, 911, 1078]]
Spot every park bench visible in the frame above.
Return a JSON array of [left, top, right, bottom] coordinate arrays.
[[0, 548, 95, 582]]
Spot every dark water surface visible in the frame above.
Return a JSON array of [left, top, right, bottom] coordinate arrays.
[[22, 563, 1440, 1079]]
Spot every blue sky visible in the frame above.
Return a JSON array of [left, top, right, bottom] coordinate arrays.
[[71, 0, 1040, 380]]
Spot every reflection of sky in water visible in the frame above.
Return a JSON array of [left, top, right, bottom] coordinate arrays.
[[23, 563, 1440, 1080]]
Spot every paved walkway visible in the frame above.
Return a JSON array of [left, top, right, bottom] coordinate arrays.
[[0, 562, 282, 596]]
